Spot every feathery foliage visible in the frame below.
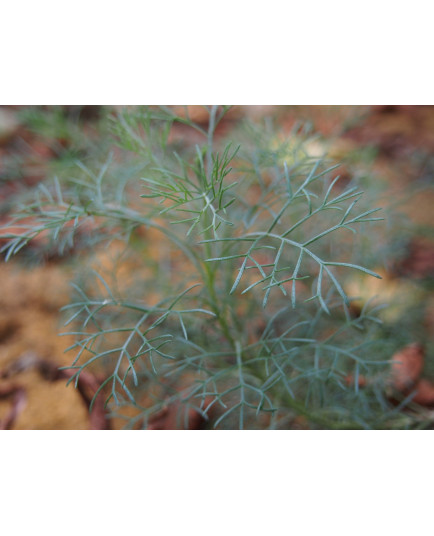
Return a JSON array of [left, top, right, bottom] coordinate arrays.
[[2, 105, 403, 429]]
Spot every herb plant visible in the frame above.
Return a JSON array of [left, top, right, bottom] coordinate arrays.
[[2, 105, 403, 429]]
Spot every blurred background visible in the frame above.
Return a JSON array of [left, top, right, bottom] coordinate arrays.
[[0, 105, 433, 429]]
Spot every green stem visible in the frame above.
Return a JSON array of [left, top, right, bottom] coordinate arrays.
[[206, 105, 218, 180], [201, 105, 237, 348]]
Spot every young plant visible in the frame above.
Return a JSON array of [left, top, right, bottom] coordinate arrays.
[[2, 105, 403, 429]]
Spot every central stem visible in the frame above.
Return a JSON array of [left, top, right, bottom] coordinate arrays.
[[206, 105, 217, 179], [202, 105, 236, 348]]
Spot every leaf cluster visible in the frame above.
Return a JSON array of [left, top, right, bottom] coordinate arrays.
[[1, 106, 397, 429]]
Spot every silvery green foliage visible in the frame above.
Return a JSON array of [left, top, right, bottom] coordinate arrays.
[[2, 106, 403, 429]]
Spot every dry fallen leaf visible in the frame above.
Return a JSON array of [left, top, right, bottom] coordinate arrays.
[[390, 343, 424, 392], [346, 344, 434, 410], [412, 379, 434, 407], [398, 239, 434, 279], [0, 384, 27, 430]]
